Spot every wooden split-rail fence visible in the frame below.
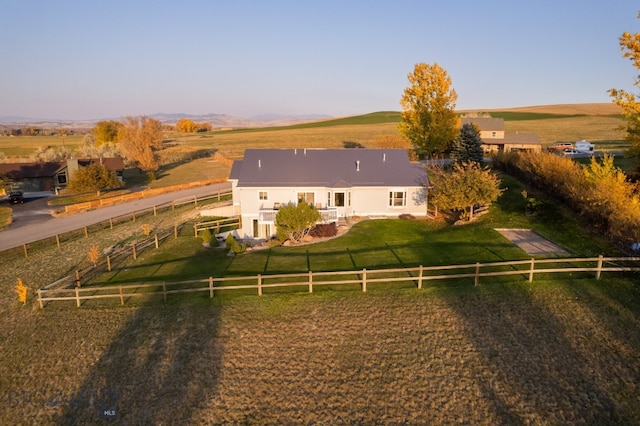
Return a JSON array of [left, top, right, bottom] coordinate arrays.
[[37, 256, 640, 308]]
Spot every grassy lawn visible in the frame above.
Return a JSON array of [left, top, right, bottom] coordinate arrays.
[[90, 173, 622, 296]]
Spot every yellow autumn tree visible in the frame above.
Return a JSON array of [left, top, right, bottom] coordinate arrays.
[[609, 10, 640, 163], [118, 116, 163, 170], [176, 118, 199, 133], [399, 63, 460, 156]]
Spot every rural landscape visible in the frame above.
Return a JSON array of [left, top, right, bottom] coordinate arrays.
[[1, 100, 640, 424]]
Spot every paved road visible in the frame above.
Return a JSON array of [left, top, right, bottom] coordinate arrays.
[[0, 182, 231, 252]]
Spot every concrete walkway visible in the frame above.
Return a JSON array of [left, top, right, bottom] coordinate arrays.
[[495, 228, 569, 255]]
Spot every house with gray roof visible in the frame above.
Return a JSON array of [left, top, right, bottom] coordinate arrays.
[[229, 148, 428, 239]]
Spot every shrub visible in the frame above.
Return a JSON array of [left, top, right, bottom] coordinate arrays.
[[310, 223, 337, 238], [226, 233, 246, 254], [399, 214, 416, 220], [200, 228, 213, 246]]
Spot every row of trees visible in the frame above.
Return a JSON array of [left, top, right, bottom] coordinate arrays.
[[493, 151, 640, 248]]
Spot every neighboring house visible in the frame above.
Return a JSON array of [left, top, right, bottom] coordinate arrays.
[[0, 157, 125, 192], [461, 117, 542, 153], [229, 148, 429, 239]]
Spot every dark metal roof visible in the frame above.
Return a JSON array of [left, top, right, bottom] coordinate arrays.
[[230, 149, 427, 188], [0, 162, 63, 179], [461, 117, 505, 131]]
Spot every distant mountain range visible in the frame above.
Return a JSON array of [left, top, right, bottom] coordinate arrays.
[[0, 112, 333, 128]]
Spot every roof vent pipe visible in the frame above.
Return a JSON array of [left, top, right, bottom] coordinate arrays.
[[383, 153, 386, 162], [258, 159, 261, 168], [356, 160, 360, 171]]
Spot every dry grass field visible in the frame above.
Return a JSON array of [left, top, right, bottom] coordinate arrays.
[[2, 279, 639, 424]]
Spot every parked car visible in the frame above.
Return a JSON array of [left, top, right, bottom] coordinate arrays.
[[548, 142, 573, 152], [9, 191, 24, 204]]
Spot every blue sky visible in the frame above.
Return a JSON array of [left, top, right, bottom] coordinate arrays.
[[0, 0, 638, 120]]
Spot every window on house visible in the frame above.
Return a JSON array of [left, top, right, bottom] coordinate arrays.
[[491, 131, 497, 137], [57, 171, 67, 185], [389, 191, 406, 207], [297, 192, 314, 205], [259, 191, 268, 200], [334, 192, 345, 207]]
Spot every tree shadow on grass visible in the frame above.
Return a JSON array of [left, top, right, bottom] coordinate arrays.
[[441, 283, 639, 423], [53, 264, 224, 423]]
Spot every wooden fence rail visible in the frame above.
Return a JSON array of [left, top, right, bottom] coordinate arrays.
[[41, 224, 186, 291], [3, 190, 232, 259], [194, 216, 241, 237], [37, 256, 640, 308]]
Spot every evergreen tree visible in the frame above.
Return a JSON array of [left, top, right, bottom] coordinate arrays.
[[450, 123, 484, 166]]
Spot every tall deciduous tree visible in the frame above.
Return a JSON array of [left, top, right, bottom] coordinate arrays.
[[92, 120, 122, 145], [118, 116, 163, 170], [428, 163, 503, 221], [609, 11, 640, 164], [450, 122, 484, 166], [399, 63, 460, 156]]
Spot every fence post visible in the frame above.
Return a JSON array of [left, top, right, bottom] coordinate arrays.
[[362, 268, 367, 292], [84, 226, 88, 238], [132, 212, 136, 222], [37, 290, 43, 309], [257, 274, 262, 296], [596, 255, 603, 280], [194, 195, 198, 206], [153, 205, 157, 217], [418, 265, 423, 289], [154, 234, 159, 249], [75, 270, 81, 287], [308, 270, 313, 293], [119, 285, 124, 305], [56, 234, 61, 249], [474, 263, 480, 287], [529, 258, 535, 282], [132, 242, 137, 260], [174, 224, 178, 239], [217, 190, 221, 201], [107, 255, 111, 272], [23, 244, 28, 259], [194, 225, 198, 238], [75, 287, 80, 307], [209, 277, 214, 298], [110, 218, 113, 230], [163, 282, 167, 302]]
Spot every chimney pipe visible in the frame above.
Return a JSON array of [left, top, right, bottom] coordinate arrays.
[[258, 159, 261, 168], [383, 153, 386, 162], [356, 160, 360, 171]]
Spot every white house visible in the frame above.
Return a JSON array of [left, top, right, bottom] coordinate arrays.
[[229, 148, 429, 239]]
